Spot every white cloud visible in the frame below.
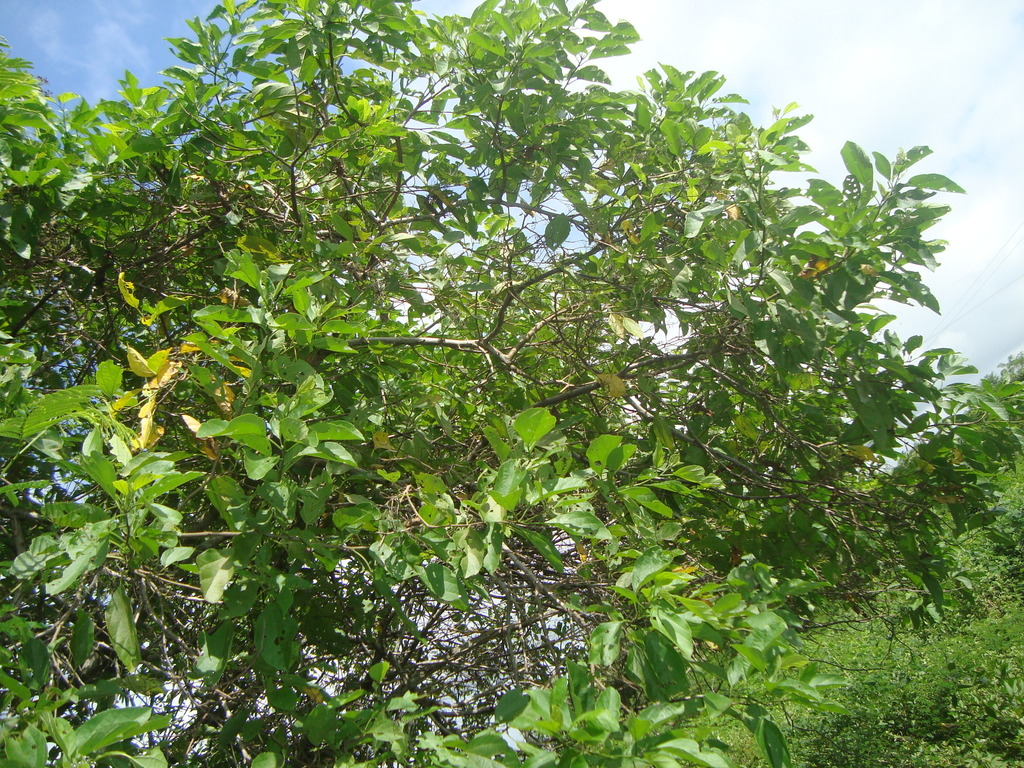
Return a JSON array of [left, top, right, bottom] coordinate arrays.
[[27, 8, 65, 62], [596, 0, 1024, 373]]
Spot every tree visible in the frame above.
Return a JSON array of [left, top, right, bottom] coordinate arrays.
[[0, 1, 1020, 765]]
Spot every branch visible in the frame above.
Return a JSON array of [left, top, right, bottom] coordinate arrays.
[[531, 349, 706, 408], [348, 336, 482, 351], [482, 244, 602, 343], [501, 544, 589, 633]]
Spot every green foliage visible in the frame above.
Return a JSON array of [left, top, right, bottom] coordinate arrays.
[[792, 604, 1024, 767], [786, 454, 1024, 767], [0, 1, 1021, 766]]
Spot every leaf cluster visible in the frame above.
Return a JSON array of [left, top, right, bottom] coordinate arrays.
[[0, 1, 1022, 766]]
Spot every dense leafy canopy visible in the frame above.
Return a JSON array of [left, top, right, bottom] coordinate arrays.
[[1, 1, 1021, 766]]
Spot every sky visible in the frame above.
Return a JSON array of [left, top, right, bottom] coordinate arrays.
[[2, 0, 1023, 376]]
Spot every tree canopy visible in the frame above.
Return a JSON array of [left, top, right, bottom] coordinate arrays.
[[1, 1, 1021, 766]]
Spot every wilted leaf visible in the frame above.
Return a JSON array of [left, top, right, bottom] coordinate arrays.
[[595, 373, 626, 397], [118, 272, 141, 309], [148, 358, 182, 389], [213, 383, 235, 416]]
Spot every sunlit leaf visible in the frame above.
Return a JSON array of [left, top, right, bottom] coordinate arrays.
[[105, 587, 141, 672], [126, 346, 156, 378]]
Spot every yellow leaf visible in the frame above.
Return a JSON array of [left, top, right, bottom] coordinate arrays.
[[621, 220, 640, 245], [219, 287, 250, 307], [301, 685, 327, 704], [181, 414, 203, 435], [179, 342, 202, 354], [373, 431, 396, 451], [134, 417, 163, 452], [608, 312, 627, 340], [126, 347, 157, 378], [621, 315, 644, 339], [182, 415, 220, 460], [596, 373, 626, 397], [112, 390, 140, 413], [860, 264, 879, 277], [117, 272, 140, 310], [725, 204, 741, 220], [213, 383, 235, 417], [575, 540, 589, 562], [146, 349, 172, 377], [138, 394, 157, 421], [846, 445, 877, 463], [951, 447, 964, 465], [148, 359, 182, 389]]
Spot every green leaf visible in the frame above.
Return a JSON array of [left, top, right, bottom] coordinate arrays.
[[122, 748, 169, 768], [495, 690, 530, 723], [754, 717, 792, 768], [3, 725, 47, 768], [251, 753, 282, 768], [95, 360, 124, 397], [632, 547, 674, 589], [73, 707, 167, 756], [195, 623, 233, 685], [906, 172, 966, 193], [417, 563, 466, 604], [491, 460, 526, 510], [196, 549, 235, 604], [656, 738, 737, 768], [255, 603, 297, 672], [105, 587, 141, 672], [872, 150, 892, 179], [468, 30, 505, 56], [840, 141, 873, 188], [302, 441, 357, 466], [22, 386, 103, 436], [309, 420, 364, 441], [515, 526, 565, 573], [47, 536, 108, 595], [588, 621, 623, 666], [369, 660, 390, 683], [549, 508, 610, 539], [70, 611, 95, 669], [684, 209, 707, 238], [635, 97, 652, 130], [586, 434, 622, 472], [544, 214, 571, 248], [196, 413, 265, 439], [651, 608, 694, 659], [513, 407, 557, 449]]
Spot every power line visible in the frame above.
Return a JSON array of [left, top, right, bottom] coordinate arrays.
[[923, 218, 1024, 345]]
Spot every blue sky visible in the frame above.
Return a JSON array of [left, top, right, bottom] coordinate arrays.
[[3, 0, 1024, 375]]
